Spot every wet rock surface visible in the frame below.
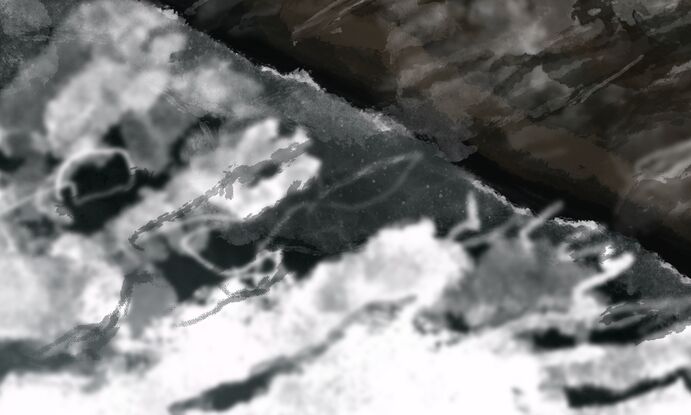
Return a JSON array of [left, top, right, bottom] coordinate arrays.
[[159, 0, 691, 276], [1, 1, 691, 414]]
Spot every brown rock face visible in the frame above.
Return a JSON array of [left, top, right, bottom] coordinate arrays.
[[157, 1, 691, 263]]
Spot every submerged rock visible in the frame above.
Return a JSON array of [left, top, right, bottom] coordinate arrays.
[[161, 0, 691, 273], [1, 1, 691, 413]]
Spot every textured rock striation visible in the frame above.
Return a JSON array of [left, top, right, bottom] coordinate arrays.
[[158, 0, 691, 273], [1, 1, 691, 413]]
